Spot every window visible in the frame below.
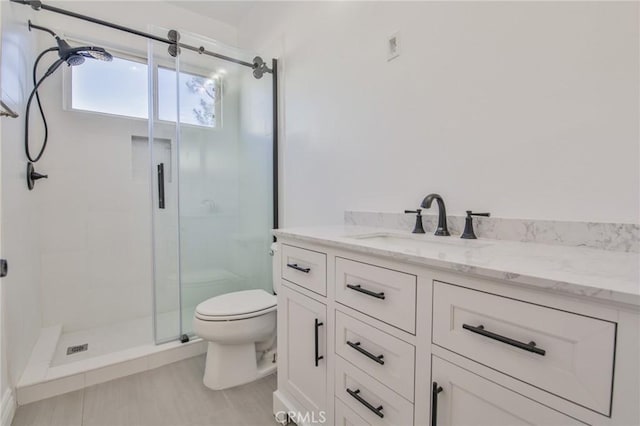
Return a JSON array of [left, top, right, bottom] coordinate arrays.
[[69, 54, 218, 127], [71, 56, 148, 119], [158, 67, 217, 127]]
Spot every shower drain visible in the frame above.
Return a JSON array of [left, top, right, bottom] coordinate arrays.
[[66, 344, 88, 355]]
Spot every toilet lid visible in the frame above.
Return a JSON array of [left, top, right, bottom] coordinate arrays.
[[195, 289, 276, 318]]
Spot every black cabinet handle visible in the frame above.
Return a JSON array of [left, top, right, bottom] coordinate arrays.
[[314, 319, 324, 367], [157, 163, 165, 210], [287, 263, 310, 273], [346, 341, 384, 365], [462, 324, 546, 356], [346, 284, 385, 300], [346, 388, 384, 418], [431, 382, 443, 426], [0, 259, 7, 278]]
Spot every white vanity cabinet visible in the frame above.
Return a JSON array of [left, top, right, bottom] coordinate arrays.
[[277, 284, 328, 420], [273, 236, 640, 426]]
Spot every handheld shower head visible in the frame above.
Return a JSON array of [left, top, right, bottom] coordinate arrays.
[[55, 37, 113, 66], [24, 20, 113, 166], [29, 20, 113, 67]]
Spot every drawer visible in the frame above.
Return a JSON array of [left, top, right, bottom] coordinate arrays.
[[335, 257, 416, 333], [335, 357, 413, 426], [281, 244, 327, 296], [335, 398, 372, 426], [432, 281, 616, 415], [335, 311, 415, 401]]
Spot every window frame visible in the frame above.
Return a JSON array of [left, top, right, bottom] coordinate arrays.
[[154, 61, 221, 129], [62, 47, 149, 122], [62, 43, 222, 129]]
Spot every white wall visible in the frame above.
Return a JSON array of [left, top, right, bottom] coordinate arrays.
[[238, 2, 639, 226], [0, 0, 41, 395]]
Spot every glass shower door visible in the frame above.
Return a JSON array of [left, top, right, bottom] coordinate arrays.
[[176, 31, 274, 335], [149, 34, 181, 343], [150, 29, 274, 342]]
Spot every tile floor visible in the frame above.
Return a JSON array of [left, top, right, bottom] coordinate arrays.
[[12, 355, 278, 426]]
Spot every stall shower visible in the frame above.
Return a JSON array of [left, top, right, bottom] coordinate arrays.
[[10, 0, 276, 385]]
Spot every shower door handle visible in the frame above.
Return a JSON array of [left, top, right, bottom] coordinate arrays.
[[157, 163, 165, 209]]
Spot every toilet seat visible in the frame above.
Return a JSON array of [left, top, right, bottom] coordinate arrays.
[[195, 289, 276, 321]]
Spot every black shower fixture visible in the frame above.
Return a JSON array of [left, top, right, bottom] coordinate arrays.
[[252, 56, 272, 79], [26, 162, 48, 191], [24, 20, 112, 172], [29, 21, 113, 67]]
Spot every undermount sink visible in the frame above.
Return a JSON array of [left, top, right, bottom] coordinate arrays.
[[347, 233, 492, 249]]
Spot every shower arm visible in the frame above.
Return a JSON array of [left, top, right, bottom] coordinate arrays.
[[9, 0, 273, 75], [28, 20, 57, 38]]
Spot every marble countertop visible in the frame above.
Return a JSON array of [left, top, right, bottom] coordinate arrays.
[[273, 226, 640, 307]]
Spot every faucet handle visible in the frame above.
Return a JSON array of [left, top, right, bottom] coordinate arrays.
[[404, 209, 425, 234], [466, 211, 490, 218], [461, 211, 491, 239]]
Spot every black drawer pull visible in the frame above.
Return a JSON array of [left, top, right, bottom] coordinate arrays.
[[462, 324, 546, 356], [346, 341, 384, 365], [314, 319, 324, 367], [431, 382, 443, 426], [0, 259, 7, 278], [287, 263, 310, 273], [346, 388, 384, 418], [346, 284, 385, 300]]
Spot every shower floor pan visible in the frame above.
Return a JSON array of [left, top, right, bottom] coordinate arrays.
[[16, 314, 206, 405]]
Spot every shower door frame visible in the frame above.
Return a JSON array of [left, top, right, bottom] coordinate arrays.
[[148, 37, 280, 345]]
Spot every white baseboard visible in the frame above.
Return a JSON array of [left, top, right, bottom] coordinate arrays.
[[1, 388, 16, 426]]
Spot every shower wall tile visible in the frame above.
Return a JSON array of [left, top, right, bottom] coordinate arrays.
[[38, 175, 89, 253], [40, 251, 89, 329], [37, 103, 152, 331]]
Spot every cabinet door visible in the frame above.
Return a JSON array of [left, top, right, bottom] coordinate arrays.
[[431, 356, 584, 426], [278, 284, 327, 416]]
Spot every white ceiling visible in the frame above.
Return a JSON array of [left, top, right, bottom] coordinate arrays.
[[168, 1, 256, 27]]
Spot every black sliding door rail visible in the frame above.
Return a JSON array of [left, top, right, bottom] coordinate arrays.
[[9, 0, 255, 68]]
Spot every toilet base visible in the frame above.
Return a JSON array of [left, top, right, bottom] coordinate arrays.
[[203, 341, 277, 390]]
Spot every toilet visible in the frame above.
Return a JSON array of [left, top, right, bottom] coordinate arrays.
[[193, 288, 277, 390]]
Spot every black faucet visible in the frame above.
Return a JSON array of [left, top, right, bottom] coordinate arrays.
[[420, 194, 450, 236]]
